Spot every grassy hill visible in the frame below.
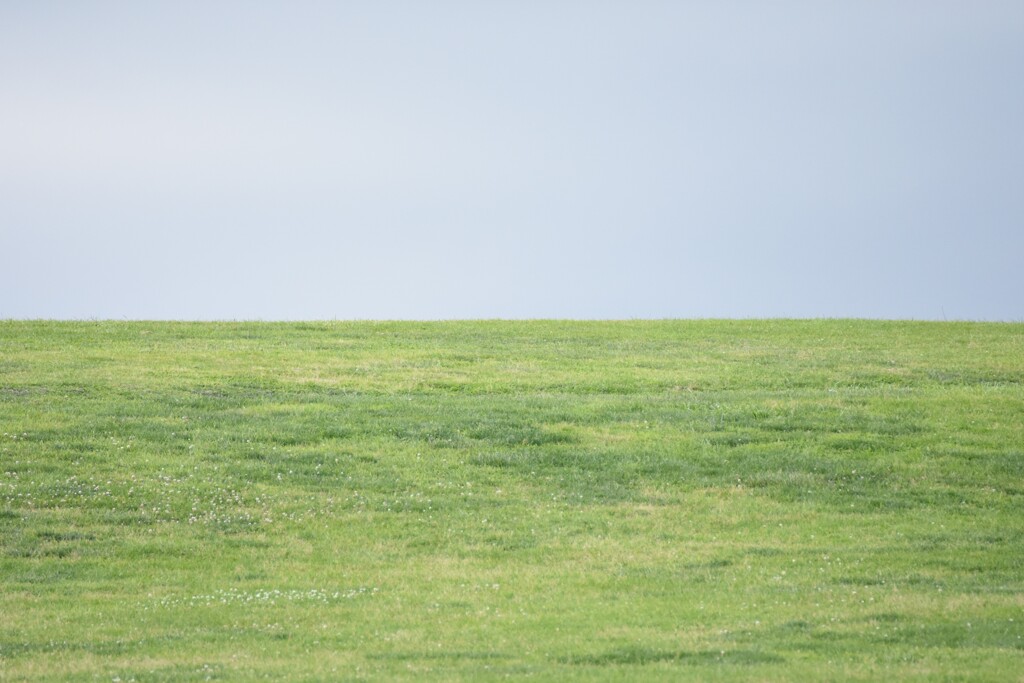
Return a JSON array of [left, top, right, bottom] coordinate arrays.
[[1, 320, 1021, 680]]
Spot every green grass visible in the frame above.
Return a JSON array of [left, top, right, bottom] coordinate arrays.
[[1, 319, 1022, 681]]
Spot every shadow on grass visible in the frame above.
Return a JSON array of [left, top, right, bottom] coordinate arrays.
[[368, 651, 509, 661], [561, 646, 784, 666]]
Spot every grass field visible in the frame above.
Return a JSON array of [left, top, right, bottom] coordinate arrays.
[[1, 320, 1022, 681]]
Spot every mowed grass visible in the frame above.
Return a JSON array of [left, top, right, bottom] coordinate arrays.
[[1, 320, 1022, 681]]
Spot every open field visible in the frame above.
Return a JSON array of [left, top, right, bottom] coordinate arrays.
[[1, 320, 1022, 681]]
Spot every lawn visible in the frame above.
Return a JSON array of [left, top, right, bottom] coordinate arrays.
[[1, 320, 1022, 680]]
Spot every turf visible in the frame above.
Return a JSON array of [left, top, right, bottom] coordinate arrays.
[[1, 320, 1021, 681]]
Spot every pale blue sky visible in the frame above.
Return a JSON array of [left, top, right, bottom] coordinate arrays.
[[2, 2, 1022, 320]]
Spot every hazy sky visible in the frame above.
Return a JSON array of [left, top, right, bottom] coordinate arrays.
[[2, 2, 1022, 320]]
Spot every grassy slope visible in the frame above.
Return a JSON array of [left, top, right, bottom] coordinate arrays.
[[0, 320, 1021, 681]]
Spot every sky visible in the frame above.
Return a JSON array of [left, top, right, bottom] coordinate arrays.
[[2, 1, 1022, 320]]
